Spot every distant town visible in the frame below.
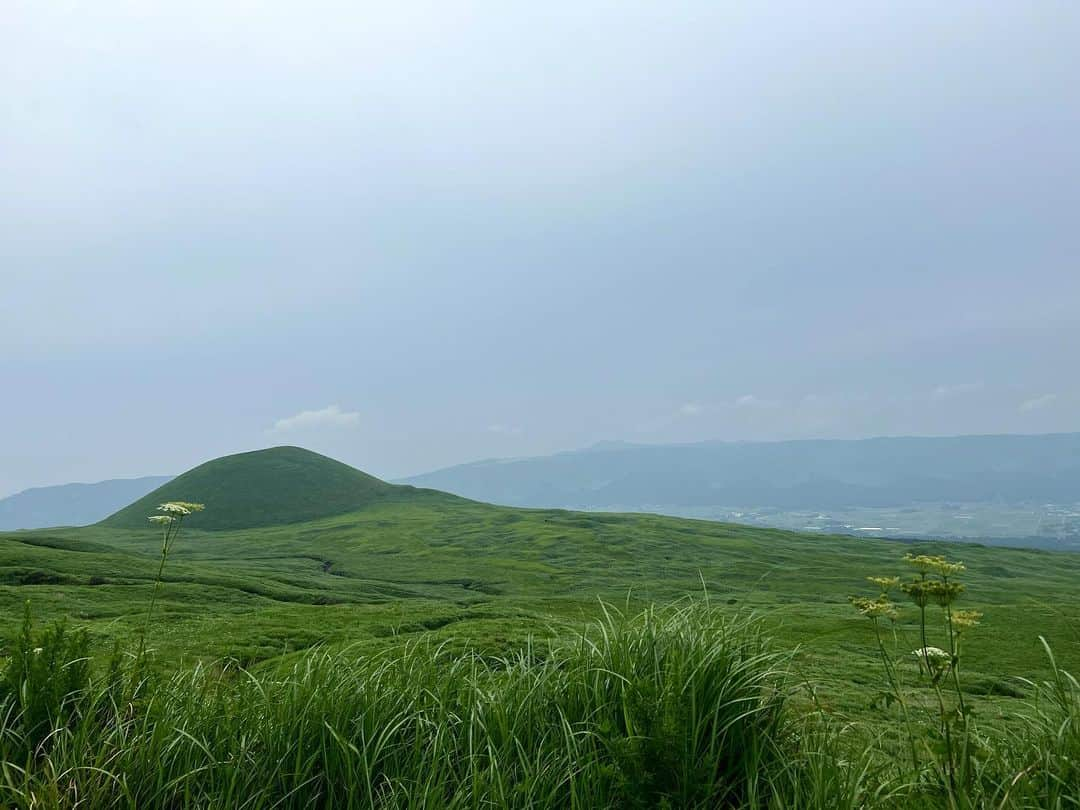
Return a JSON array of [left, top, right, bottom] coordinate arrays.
[[603, 501, 1080, 552]]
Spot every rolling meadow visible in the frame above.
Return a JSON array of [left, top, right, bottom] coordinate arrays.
[[0, 448, 1077, 807]]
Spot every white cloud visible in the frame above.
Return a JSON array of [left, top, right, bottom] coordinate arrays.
[[678, 402, 703, 416], [734, 394, 779, 409], [487, 424, 522, 435], [269, 405, 360, 433], [931, 382, 984, 401], [1019, 394, 1057, 412]]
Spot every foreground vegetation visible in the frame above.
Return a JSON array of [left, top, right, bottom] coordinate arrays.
[[0, 598, 1076, 809]]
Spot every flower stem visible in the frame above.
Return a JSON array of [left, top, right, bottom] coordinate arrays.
[[137, 516, 182, 660]]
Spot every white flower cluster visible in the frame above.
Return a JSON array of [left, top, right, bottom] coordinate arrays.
[[148, 501, 205, 523], [913, 646, 951, 666]]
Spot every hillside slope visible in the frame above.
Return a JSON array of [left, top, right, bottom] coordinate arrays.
[[0, 476, 173, 530], [2, 494, 1078, 702], [102, 446, 451, 530]]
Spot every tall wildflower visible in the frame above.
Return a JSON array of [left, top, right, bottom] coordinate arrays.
[[853, 551, 981, 796], [138, 501, 205, 658], [850, 576, 913, 766]]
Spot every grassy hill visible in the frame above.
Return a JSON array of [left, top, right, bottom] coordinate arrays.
[[102, 446, 453, 530]]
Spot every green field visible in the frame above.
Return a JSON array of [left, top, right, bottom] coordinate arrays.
[[1, 447, 1078, 807], [3, 450, 1079, 704]]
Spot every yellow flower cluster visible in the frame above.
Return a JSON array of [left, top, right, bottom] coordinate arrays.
[[951, 609, 982, 633], [867, 576, 900, 593], [901, 578, 965, 607], [850, 595, 899, 621], [903, 553, 965, 578]]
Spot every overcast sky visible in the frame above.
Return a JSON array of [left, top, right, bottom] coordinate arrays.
[[3, 1, 1078, 496]]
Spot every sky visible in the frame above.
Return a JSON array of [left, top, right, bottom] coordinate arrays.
[[2, 1, 1079, 496]]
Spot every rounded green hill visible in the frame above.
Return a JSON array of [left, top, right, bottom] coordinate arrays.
[[101, 446, 443, 530]]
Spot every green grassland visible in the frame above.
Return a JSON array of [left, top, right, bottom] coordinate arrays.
[[1, 447, 1079, 807], [3, 491, 1078, 715]]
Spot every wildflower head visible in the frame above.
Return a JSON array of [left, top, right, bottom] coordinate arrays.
[[157, 502, 205, 517], [929, 579, 964, 607], [913, 646, 952, 677], [952, 609, 982, 634], [904, 553, 937, 574], [850, 595, 899, 621], [148, 515, 173, 525], [913, 646, 953, 683], [932, 558, 965, 578], [32, 647, 43, 655], [901, 579, 932, 608], [904, 553, 964, 578], [867, 576, 900, 594]]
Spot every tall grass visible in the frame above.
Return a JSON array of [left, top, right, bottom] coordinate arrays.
[[0, 602, 790, 809], [987, 638, 1080, 809], [1, 597, 1075, 809]]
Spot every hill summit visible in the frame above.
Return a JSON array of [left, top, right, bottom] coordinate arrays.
[[102, 446, 439, 530]]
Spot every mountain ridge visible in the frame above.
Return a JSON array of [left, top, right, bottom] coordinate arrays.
[[402, 432, 1080, 510], [0, 475, 174, 531]]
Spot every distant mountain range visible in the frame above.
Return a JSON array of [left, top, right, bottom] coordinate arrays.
[[0, 475, 173, 530], [403, 433, 1080, 511]]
